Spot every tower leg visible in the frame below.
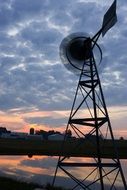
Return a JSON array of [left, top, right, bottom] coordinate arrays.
[[53, 48, 127, 190]]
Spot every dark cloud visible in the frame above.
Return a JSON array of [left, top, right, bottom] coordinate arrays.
[[20, 157, 57, 169], [71, 2, 103, 34], [21, 21, 62, 52], [12, 0, 44, 15], [0, 7, 13, 29], [24, 116, 68, 127]]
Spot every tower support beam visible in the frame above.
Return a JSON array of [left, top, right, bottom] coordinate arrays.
[[53, 37, 127, 189]]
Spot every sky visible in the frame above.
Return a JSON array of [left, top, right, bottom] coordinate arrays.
[[0, 0, 127, 188]]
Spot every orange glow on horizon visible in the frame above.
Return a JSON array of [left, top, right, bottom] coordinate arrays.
[[0, 105, 126, 138], [0, 156, 56, 177]]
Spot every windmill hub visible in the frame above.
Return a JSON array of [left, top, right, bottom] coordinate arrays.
[[68, 38, 92, 61], [60, 32, 102, 73]]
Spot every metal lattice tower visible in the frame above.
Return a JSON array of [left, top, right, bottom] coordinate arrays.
[[52, 36, 127, 189], [52, 1, 127, 189]]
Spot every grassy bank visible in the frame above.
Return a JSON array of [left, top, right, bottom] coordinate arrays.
[[0, 176, 68, 190], [0, 176, 42, 190], [0, 138, 127, 159]]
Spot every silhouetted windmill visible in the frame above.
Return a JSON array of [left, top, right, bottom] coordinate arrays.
[[53, 1, 127, 189]]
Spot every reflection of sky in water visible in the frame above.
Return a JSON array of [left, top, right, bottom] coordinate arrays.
[[0, 156, 126, 189]]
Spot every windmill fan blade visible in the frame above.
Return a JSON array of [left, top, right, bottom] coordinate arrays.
[[60, 32, 102, 75], [60, 32, 90, 74]]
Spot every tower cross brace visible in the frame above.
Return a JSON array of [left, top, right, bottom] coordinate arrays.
[[52, 38, 127, 190]]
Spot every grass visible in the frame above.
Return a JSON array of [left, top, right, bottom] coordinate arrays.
[[0, 176, 69, 190], [45, 183, 70, 190], [0, 138, 127, 159], [0, 176, 42, 190]]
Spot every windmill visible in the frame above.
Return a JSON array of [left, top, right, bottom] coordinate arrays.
[[52, 1, 127, 189]]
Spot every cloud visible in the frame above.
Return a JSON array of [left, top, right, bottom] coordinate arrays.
[[20, 157, 57, 170], [0, 0, 126, 139], [0, 0, 126, 115], [24, 116, 67, 128], [1, 154, 126, 188], [71, 1, 103, 35]]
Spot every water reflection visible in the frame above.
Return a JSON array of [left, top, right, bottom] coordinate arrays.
[[0, 155, 126, 189]]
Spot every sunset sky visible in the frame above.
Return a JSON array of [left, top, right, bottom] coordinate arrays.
[[0, 0, 127, 188], [0, 0, 127, 136]]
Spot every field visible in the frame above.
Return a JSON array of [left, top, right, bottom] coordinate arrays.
[[0, 138, 126, 189], [0, 176, 42, 190], [0, 176, 69, 190], [0, 138, 127, 159]]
